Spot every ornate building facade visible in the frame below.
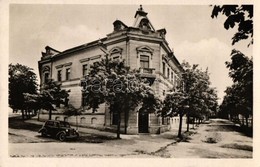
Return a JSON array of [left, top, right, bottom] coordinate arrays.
[[38, 6, 184, 134]]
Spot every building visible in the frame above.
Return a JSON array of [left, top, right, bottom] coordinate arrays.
[[38, 5, 185, 134]]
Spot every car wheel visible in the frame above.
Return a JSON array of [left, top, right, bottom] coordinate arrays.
[[41, 131, 47, 137], [58, 132, 66, 142], [76, 132, 79, 139]]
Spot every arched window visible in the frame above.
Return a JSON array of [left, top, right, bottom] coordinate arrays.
[[91, 117, 97, 124], [139, 18, 151, 30], [55, 117, 60, 121], [80, 117, 86, 124]]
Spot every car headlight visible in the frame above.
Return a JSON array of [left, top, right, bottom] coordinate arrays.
[[66, 129, 69, 132]]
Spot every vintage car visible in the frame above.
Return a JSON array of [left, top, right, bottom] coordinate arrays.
[[38, 120, 79, 141]]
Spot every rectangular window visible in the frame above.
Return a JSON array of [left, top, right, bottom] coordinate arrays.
[[82, 64, 88, 76], [44, 73, 49, 83], [167, 68, 170, 78], [174, 75, 177, 89], [171, 72, 173, 82], [162, 62, 165, 76], [57, 70, 62, 82], [140, 55, 149, 69], [66, 68, 71, 80]]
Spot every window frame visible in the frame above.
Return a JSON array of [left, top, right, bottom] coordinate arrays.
[[162, 62, 166, 76], [167, 68, 170, 78], [82, 64, 88, 76], [44, 72, 49, 83], [140, 55, 150, 69], [65, 68, 71, 81], [57, 70, 62, 82]]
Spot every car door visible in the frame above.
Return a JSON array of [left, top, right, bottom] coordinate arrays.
[[52, 122, 61, 136], [44, 121, 54, 135]]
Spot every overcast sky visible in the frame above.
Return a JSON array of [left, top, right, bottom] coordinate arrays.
[[9, 4, 253, 103]]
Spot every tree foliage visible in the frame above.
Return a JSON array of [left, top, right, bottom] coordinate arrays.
[[39, 79, 70, 120], [211, 5, 253, 46], [219, 50, 252, 126], [163, 91, 188, 138], [63, 104, 82, 116], [163, 62, 218, 137], [82, 55, 161, 139], [182, 62, 218, 129], [9, 63, 38, 119]]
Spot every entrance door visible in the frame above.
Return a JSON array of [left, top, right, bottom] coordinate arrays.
[[138, 112, 149, 133]]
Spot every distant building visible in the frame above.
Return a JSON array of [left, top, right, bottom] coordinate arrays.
[[38, 6, 184, 134]]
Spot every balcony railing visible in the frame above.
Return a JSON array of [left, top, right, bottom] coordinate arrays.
[[140, 68, 155, 74], [139, 68, 156, 80]]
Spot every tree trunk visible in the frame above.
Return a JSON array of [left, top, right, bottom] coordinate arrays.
[[21, 109, 24, 120], [25, 110, 28, 119], [178, 114, 183, 138], [37, 110, 40, 121], [117, 111, 121, 139], [49, 109, 52, 120], [245, 117, 249, 127], [192, 118, 195, 129], [124, 110, 128, 134], [186, 113, 190, 132]]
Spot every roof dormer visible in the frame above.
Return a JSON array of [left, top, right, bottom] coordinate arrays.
[[113, 20, 128, 32], [41, 46, 60, 57], [133, 5, 155, 31]]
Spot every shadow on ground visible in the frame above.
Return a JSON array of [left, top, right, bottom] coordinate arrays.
[[9, 116, 118, 143], [9, 116, 42, 132]]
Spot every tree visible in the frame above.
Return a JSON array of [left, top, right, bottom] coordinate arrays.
[[82, 55, 161, 139], [181, 62, 218, 132], [9, 63, 38, 119], [163, 61, 218, 138], [211, 5, 253, 46], [220, 49, 253, 127], [163, 91, 188, 138], [39, 79, 70, 120], [23, 93, 40, 118]]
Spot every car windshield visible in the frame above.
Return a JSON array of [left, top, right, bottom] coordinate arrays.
[[59, 122, 70, 128]]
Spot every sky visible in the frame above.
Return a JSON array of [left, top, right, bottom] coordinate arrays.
[[9, 4, 253, 104]]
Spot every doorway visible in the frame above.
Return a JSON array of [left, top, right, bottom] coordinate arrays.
[[138, 111, 149, 133]]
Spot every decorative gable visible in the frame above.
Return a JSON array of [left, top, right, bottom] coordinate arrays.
[[109, 47, 123, 55], [42, 46, 60, 57], [136, 46, 154, 54]]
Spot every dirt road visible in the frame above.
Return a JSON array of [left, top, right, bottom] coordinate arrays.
[[9, 117, 252, 158], [166, 119, 252, 158]]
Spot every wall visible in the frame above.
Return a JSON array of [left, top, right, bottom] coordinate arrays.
[[38, 113, 105, 129]]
